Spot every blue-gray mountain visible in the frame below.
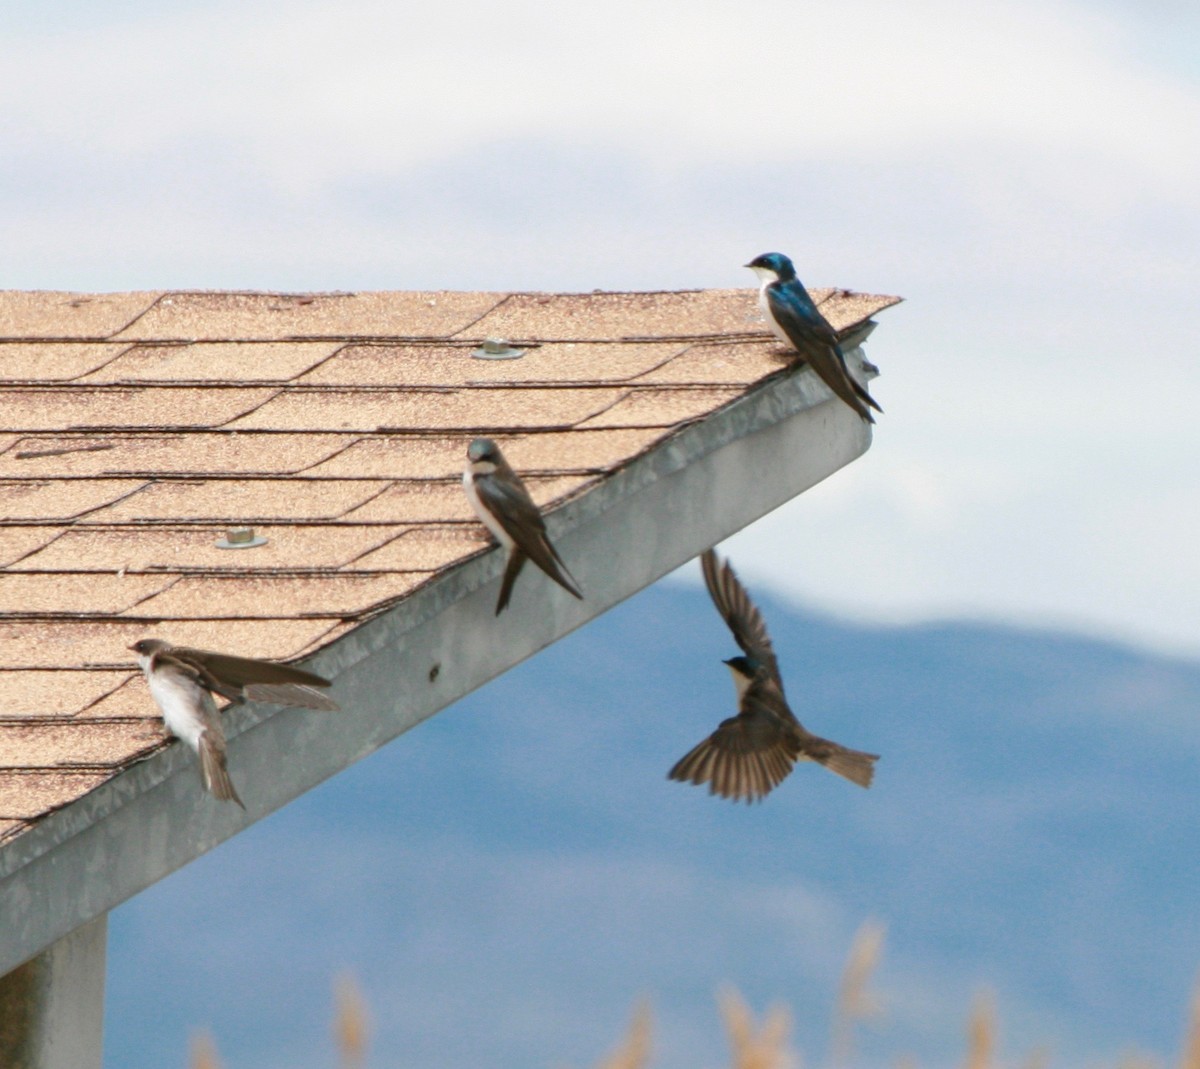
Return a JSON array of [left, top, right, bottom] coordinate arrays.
[[104, 580, 1200, 1069]]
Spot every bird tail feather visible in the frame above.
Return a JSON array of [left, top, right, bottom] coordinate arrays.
[[541, 549, 583, 602], [852, 377, 884, 414], [495, 550, 528, 615], [199, 730, 245, 808], [815, 743, 879, 788]]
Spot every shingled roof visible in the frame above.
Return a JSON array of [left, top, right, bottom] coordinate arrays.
[[0, 284, 898, 977]]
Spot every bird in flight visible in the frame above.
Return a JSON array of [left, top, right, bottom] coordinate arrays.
[[668, 549, 878, 802]]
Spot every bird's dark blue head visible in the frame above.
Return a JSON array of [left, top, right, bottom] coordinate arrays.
[[467, 437, 500, 464], [722, 655, 758, 679], [745, 252, 796, 282]]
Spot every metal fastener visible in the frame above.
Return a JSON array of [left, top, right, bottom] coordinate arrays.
[[471, 338, 525, 360], [215, 526, 268, 550]]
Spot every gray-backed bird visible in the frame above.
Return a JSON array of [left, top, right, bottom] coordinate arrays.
[[746, 251, 882, 423], [668, 549, 878, 803], [462, 437, 583, 615], [130, 638, 339, 806]]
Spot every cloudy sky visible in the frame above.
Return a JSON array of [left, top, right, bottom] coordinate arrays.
[[4, 0, 1199, 654]]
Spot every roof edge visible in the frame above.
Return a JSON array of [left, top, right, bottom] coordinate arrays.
[[0, 347, 878, 975]]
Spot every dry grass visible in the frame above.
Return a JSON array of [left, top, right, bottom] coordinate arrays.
[[720, 986, 798, 1069], [1181, 979, 1200, 1069], [590, 1000, 654, 1069], [832, 919, 887, 1067], [189, 1029, 223, 1069], [184, 939, 1200, 1069], [334, 972, 371, 1069], [963, 990, 996, 1069]]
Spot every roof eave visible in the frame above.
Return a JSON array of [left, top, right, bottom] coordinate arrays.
[[0, 349, 875, 976]]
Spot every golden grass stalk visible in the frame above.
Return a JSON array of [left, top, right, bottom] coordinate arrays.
[[719, 986, 797, 1069], [832, 919, 886, 1066], [964, 989, 996, 1069], [592, 1000, 654, 1069], [334, 971, 370, 1069], [189, 1030, 223, 1069], [180, 934, 1200, 1069], [1180, 977, 1200, 1069]]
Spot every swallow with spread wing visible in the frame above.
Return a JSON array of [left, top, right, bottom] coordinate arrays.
[[746, 251, 882, 423], [668, 549, 878, 803], [130, 638, 339, 806], [462, 437, 583, 615]]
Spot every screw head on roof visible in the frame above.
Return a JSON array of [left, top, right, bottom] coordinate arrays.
[[215, 526, 268, 550], [471, 338, 525, 360]]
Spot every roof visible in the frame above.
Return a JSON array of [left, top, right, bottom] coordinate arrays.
[[0, 284, 899, 974]]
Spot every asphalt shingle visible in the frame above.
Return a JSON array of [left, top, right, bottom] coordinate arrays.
[[0, 284, 900, 842]]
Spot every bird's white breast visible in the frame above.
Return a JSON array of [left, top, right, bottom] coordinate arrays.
[[462, 466, 514, 549], [755, 280, 791, 347], [147, 668, 214, 751], [725, 662, 755, 702]]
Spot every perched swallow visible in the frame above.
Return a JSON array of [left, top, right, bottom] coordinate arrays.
[[668, 549, 879, 803], [462, 437, 584, 615], [129, 638, 340, 806], [746, 251, 883, 423]]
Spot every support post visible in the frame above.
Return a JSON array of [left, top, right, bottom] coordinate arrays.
[[0, 914, 107, 1069]]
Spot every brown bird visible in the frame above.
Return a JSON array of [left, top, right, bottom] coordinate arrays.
[[668, 549, 878, 803], [462, 437, 583, 615], [130, 638, 339, 806]]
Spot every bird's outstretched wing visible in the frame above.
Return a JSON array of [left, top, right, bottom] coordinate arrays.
[[668, 681, 800, 803], [151, 649, 209, 687], [701, 549, 783, 691], [171, 647, 340, 711], [474, 465, 582, 603]]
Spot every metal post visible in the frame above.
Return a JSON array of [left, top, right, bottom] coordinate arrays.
[[0, 914, 107, 1069]]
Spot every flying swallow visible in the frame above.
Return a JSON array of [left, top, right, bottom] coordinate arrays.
[[746, 251, 883, 423], [668, 549, 879, 803], [129, 638, 339, 806], [463, 437, 583, 615]]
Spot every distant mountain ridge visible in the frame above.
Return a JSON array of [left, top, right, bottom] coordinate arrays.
[[104, 581, 1200, 1069]]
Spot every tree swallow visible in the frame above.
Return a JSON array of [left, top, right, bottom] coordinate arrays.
[[668, 549, 879, 803], [462, 437, 584, 615], [129, 638, 340, 806], [746, 252, 883, 423]]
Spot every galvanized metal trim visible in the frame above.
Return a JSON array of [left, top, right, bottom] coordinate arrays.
[[0, 352, 874, 977]]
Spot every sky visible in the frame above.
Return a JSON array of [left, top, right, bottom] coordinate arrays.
[[4, 3, 1199, 1065], [104, 585, 1200, 1069], [4, 0, 1199, 655]]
